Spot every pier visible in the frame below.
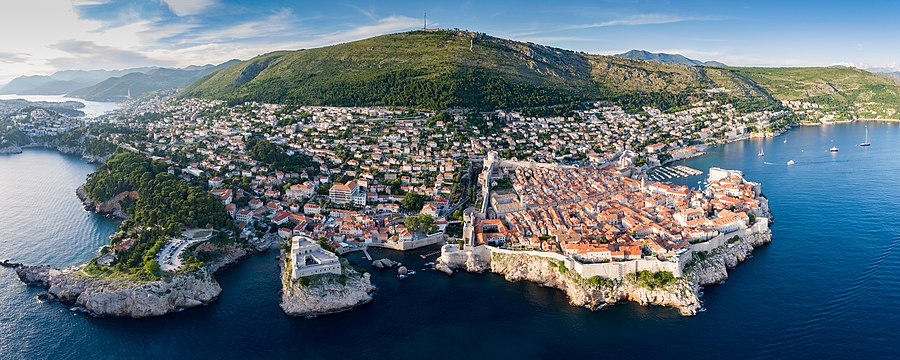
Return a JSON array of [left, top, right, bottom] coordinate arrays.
[[420, 250, 441, 259], [362, 247, 373, 261]]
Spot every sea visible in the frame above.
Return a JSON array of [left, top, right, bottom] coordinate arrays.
[[1, 122, 899, 359], [0, 94, 119, 118]]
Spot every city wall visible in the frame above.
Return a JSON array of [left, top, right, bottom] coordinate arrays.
[[478, 218, 768, 280]]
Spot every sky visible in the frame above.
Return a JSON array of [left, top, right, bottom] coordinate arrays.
[[1, 0, 899, 83]]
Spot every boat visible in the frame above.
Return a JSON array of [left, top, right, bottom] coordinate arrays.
[[859, 125, 871, 146], [757, 147, 764, 157], [829, 146, 839, 152], [787, 160, 795, 166]]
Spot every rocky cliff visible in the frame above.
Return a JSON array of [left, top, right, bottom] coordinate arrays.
[[279, 256, 375, 316], [438, 230, 772, 316], [55, 144, 111, 163], [0, 144, 23, 154], [76, 185, 136, 219], [687, 230, 773, 286], [15, 265, 222, 317], [12, 241, 252, 318], [439, 246, 699, 315]]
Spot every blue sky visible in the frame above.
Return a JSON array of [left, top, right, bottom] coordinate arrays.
[[1, 0, 899, 82]]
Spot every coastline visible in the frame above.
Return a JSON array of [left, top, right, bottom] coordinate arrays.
[[436, 227, 772, 316]]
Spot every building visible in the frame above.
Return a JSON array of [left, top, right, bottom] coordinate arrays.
[[330, 180, 366, 206], [290, 235, 342, 280], [329, 182, 354, 205]]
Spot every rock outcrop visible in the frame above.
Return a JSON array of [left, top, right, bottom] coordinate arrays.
[[371, 258, 398, 269], [0, 145, 23, 154], [55, 144, 112, 164], [15, 265, 222, 317], [76, 185, 137, 219], [687, 230, 773, 286], [11, 242, 253, 318], [279, 257, 374, 316]]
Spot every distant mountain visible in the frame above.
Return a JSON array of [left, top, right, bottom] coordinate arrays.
[[68, 60, 240, 102], [0, 62, 239, 101], [0, 68, 157, 95], [864, 67, 900, 84], [614, 50, 726, 67]]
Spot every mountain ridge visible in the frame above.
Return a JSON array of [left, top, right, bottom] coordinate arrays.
[[614, 50, 727, 67], [178, 29, 900, 118]]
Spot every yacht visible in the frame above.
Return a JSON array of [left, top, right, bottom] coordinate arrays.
[[787, 159, 795, 166], [859, 125, 871, 146], [829, 146, 839, 152], [757, 147, 764, 157]]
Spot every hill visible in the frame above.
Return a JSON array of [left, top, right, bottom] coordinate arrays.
[[614, 50, 726, 67], [183, 29, 900, 117], [0, 68, 156, 95], [184, 30, 768, 111], [69, 61, 239, 102]]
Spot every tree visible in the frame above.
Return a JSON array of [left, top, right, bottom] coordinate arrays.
[[401, 192, 427, 212]]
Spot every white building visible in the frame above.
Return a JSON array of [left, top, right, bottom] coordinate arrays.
[[290, 235, 342, 280]]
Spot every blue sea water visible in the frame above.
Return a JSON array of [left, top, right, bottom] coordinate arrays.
[[1, 123, 899, 359]]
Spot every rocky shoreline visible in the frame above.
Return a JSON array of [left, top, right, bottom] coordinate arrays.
[[437, 229, 772, 316], [8, 242, 253, 318], [278, 255, 375, 316], [75, 186, 135, 219], [0, 144, 23, 154]]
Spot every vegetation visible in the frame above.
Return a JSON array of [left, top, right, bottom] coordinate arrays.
[[184, 30, 900, 118], [82, 151, 232, 280], [0, 120, 30, 147], [246, 137, 315, 173], [635, 270, 677, 289], [401, 192, 428, 212], [404, 214, 437, 234]]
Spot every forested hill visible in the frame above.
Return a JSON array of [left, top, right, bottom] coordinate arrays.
[[83, 151, 229, 231], [183, 29, 900, 117], [182, 30, 767, 111]]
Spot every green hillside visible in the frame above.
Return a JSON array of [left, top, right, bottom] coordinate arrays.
[[183, 29, 900, 117], [184, 30, 760, 110]]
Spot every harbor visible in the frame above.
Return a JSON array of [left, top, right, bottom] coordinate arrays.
[[646, 165, 704, 181]]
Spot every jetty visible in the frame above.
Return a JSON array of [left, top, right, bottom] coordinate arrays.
[[420, 250, 441, 259], [362, 247, 373, 261]]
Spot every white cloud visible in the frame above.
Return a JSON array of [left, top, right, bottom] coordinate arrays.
[[163, 0, 217, 17], [0, 0, 424, 84], [580, 14, 695, 28]]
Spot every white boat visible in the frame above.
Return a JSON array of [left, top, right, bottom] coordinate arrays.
[[829, 146, 839, 152], [787, 160, 795, 166], [757, 147, 764, 157], [859, 125, 871, 146]]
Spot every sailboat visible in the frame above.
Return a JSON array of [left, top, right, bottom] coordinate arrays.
[[757, 147, 764, 157], [859, 125, 871, 146]]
